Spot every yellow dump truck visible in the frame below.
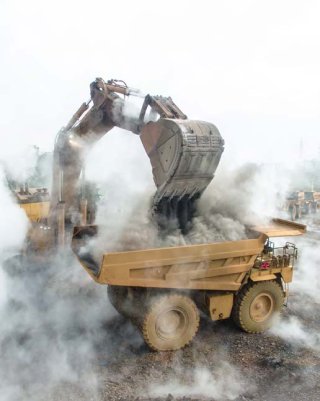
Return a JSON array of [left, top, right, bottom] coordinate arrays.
[[72, 218, 306, 351]]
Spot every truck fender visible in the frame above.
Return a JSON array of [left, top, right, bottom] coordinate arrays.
[[250, 273, 277, 282], [280, 268, 293, 283]]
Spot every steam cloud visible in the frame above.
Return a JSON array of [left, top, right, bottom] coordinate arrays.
[[0, 157, 118, 401], [86, 159, 289, 262], [150, 363, 248, 400], [0, 133, 319, 401], [2, 1, 320, 399], [269, 235, 320, 354]]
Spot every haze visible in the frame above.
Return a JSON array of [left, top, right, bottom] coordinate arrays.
[[1, 0, 320, 168]]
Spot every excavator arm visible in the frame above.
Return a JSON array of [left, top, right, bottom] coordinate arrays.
[[49, 78, 224, 245]]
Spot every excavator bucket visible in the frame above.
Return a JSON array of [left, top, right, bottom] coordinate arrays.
[[140, 119, 224, 231]]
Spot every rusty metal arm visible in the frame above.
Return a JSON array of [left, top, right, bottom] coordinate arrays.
[[49, 78, 186, 245], [139, 94, 187, 123]]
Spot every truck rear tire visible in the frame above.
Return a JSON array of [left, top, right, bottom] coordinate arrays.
[[107, 285, 129, 315], [107, 285, 147, 324], [142, 293, 200, 351], [232, 280, 284, 333]]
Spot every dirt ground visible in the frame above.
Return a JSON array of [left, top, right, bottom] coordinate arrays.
[[101, 306, 320, 401], [2, 218, 320, 401], [50, 226, 320, 401], [48, 299, 320, 401]]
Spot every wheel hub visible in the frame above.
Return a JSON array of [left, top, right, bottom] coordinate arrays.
[[250, 292, 274, 322], [155, 308, 187, 339]]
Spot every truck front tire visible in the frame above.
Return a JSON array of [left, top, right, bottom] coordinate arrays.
[[232, 280, 284, 333]]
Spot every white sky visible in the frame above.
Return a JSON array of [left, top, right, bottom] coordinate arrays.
[[1, 0, 320, 168]]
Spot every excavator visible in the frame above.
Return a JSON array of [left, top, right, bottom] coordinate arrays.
[[48, 77, 225, 246]]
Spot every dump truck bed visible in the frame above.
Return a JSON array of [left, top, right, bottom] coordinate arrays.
[[72, 219, 306, 291], [251, 218, 306, 237]]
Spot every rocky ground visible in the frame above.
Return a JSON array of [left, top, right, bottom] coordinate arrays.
[[1, 217, 320, 401], [48, 221, 320, 401], [46, 297, 320, 401], [94, 303, 320, 401]]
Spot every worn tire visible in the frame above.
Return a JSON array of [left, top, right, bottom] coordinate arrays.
[[107, 285, 147, 326], [232, 280, 284, 333], [142, 294, 200, 351]]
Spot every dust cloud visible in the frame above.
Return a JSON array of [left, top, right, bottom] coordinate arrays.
[[0, 168, 29, 309], [85, 159, 289, 261], [150, 362, 248, 400], [0, 146, 39, 184], [0, 159, 118, 401], [269, 235, 320, 355], [271, 316, 320, 352], [0, 127, 318, 401], [0, 251, 116, 401]]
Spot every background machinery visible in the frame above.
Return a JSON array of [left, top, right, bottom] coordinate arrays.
[[285, 190, 320, 220]]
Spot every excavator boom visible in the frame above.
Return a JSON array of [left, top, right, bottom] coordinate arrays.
[[49, 78, 224, 244]]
